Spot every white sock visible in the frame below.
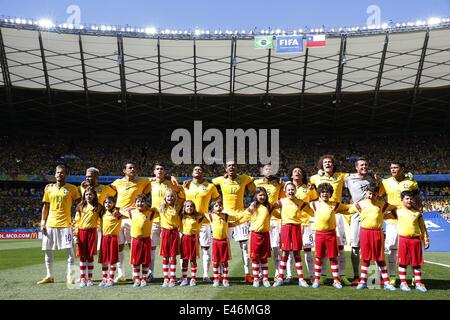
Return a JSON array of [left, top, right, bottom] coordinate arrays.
[[45, 250, 54, 278], [240, 241, 249, 274], [304, 250, 314, 279], [148, 247, 156, 276], [272, 247, 280, 277], [286, 252, 294, 277], [388, 250, 397, 277], [351, 247, 360, 278], [338, 249, 346, 276], [117, 250, 125, 277], [67, 246, 75, 277], [202, 247, 211, 277]]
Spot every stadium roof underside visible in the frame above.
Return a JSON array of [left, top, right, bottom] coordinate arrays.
[[0, 26, 449, 137]]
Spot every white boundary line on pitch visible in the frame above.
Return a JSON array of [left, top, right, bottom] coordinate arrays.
[[424, 260, 450, 268]]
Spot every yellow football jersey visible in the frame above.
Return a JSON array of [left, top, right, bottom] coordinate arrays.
[[244, 204, 273, 233], [150, 178, 185, 224], [80, 184, 116, 206], [154, 205, 182, 230], [352, 199, 397, 229], [110, 177, 151, 209], [101, 210, 122, 236], [122, 208, 157, 239], [212, 175, 255, 214], [42, 183, 81, 228], [310, 172, 349, 202], [395, 206, 429, 243], [184, 180, 220, 215], [309, 200, 352, 231], [181, 214, 209, 235], [207, 212, 242, 240], [254, 178, 285, 205], [74, 204, 101, 234], [379, 177, 418, 225], [272, 197, 313, 225], [295, 184, 317, 225]]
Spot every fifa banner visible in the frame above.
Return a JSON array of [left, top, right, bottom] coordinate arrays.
[[423, 211, 450, 252], [254, 36, 273, 49], [0, 228, 39, 240], [275, 35, 303, 53]]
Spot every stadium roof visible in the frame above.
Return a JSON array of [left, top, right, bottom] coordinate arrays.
[[0, 22, 449, 137]]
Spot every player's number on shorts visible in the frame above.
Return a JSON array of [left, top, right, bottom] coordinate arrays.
[[65, 233, 72, 244]]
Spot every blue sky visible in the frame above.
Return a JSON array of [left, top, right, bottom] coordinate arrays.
[[0, 0, 449, 30]]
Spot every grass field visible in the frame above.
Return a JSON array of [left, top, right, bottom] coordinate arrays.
[[0, 240, 449, 300]]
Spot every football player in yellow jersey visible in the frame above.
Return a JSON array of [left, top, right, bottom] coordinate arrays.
[[81, 167, 117, 204], [243, 187, 277, 288], [80, 167, 117, 260], [99, 196, 123, 288], [179, 200, 210, 287], [309, 155, 351, 285], [308, 183, 353, 289], [392, 191, 429, 292], [120, 194, 158, 288], [212, 160, 256, 283], [379, 161, 420, 285], [271, 182, 313, 288], [148, 163, 185, 282], [183, 166, 221, 283], [74, 187, 104, 288], [254, 164, 285, 280], [289, 165, 317, 282], [110, 161, 151, 282], [37, 165, 81, 285], [349, 183, 397, 291]]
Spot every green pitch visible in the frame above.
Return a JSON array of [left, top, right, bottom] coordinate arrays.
[[0, 240, 449, 300]]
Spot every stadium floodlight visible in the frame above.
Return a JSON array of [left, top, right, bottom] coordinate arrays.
[[275, 28, 281, 34], [79, 25, 84, 30], [145, 27, 156, 34], [427, 17, 441, 26], [381, 23, 388, 29], [15, 18, 22, 24], [37, 19, 54, 28], [299, 29, 303, 33], [106, 26, 112, 31], [194, 29, 201, 36]]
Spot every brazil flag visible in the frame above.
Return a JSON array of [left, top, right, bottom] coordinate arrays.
[[254, 36, 273, 49]]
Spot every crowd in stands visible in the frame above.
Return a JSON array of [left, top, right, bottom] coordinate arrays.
[[423, 199, 450, 222], [0, 187, 43, 228], [0, 134, 449, 178]]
